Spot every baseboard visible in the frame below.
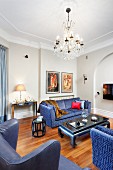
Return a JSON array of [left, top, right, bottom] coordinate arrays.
[[91, 108, 113, 118]]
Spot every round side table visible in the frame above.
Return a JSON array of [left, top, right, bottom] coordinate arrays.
[[32, 118, 46, 137]]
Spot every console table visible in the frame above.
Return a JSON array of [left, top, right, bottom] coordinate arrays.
[[11, 101, 37, 118]]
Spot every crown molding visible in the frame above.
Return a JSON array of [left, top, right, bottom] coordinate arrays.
[[1, 10, 113, 53], [9, 38, 40, 49], [0, 28, 54, 50], [84, 38, 113, 55], [0, 28, 11, 42], [0, 28, 40, 49], [0, 27, 113, 54], [0, 12, 53, 44], [39, 42, 53, 51]]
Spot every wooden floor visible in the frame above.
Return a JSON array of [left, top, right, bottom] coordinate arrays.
[[17, 116, 113, 170]]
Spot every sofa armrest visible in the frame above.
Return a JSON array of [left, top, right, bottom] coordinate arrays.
[[90, 128, 113, 169], [10, 140, 60, 170], [0, 119, 19, 150], [39, 104, 56, 127]]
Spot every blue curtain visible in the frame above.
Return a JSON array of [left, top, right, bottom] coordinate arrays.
[[0, 46, 8, 123]]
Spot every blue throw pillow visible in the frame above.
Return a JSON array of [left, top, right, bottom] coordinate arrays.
[[80, 100, 85, 109], [75, 100, 85, 109], [84, 100, 89, 109]]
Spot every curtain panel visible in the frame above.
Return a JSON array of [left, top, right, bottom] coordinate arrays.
[[0, 46, 8, 123]]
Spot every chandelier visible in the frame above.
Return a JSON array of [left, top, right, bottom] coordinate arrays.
[[54, 8, 84, 60]]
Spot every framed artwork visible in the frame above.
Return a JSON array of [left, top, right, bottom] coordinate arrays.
[[61, 72, 73, 93], [46, 71, 60, 93]]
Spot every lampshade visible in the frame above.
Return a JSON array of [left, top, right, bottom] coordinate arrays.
[[15, 84, 26, 102], [15, 84, 26, 91]]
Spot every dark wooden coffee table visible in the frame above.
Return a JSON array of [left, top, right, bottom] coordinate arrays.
[[58, 114, 110, 148]]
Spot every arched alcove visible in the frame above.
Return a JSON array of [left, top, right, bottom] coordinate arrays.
[[94, 52, 113, 112]]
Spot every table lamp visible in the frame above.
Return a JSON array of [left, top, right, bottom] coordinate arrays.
[[15, 84, 26, 102]]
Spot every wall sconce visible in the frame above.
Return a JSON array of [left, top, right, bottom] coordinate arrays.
[[83, 74, 87, 84], [25, 55, 28, 58]]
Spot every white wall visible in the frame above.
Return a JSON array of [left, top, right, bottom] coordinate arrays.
[[95, 53, 113, 112], [77, 44, 113, 113], [8, 43, 39, 101], [40, 49, 77, 101], [0, 38, 40, 119], [0, 37, 78, 118], [8, 43, 39, 118]]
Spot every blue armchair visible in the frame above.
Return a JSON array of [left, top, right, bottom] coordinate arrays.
[[90, 125, 113, 170], [0, 119, 90, 170]]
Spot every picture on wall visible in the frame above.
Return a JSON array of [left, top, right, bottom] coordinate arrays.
[[61, 72, 73, 93], [46, 71, 60, 93]]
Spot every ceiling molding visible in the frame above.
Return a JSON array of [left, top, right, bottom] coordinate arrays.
[[0, 28, 40, 48], [0, 27, 113, 54], [39, 42, 53, 51], [0, 28, 53, 50], [0, 26, 113, 54], [0, 12, 53, 43], [84, 38, 113, 55]]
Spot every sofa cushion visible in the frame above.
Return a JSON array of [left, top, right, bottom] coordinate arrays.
[[73, 97, 80, 101], [80, 100, 85, 109], [84, 100, 89, 109], [56, 100, 66, 110], [63, 98, 75, 109], [0, 134, 21, 163], [56, 98, 80, 110], [75, 100, 85, 109], [72, 102, 81, 110], [56, 109, 82, 120]]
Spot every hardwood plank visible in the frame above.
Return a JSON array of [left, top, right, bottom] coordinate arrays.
[[17, 116, 112, 170]]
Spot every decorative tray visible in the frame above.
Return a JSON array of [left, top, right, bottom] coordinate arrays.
[[68, 122, 84, 129]]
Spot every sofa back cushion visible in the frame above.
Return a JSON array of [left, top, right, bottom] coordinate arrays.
[[73, 97, 80, 102], [56, 97, 80, 110], [56, 100, 65, 110], [63, 98, 75, 109]]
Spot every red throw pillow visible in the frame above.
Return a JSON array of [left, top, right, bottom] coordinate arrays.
[[71, 102, 81, 110]]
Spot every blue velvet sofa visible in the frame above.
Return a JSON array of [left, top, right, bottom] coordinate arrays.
[[39, 97, 91, 128], [0, 119, 91, 170]]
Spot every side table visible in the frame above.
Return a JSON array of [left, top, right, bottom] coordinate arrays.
[[11, 101, 37, 118], [32, 118, 46, 137]]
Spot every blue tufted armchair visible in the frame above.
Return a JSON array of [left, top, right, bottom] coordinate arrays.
[[0, 119, 90, 170], [90, 125, 113, 170]]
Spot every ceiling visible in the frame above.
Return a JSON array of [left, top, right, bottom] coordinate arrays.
[[0, 0, 113, 52]]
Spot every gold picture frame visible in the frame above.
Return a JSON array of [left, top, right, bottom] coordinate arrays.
[[61, 72, 73, 93]]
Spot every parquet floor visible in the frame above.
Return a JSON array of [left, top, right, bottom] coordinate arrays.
[[17, 116, 113, 170]]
